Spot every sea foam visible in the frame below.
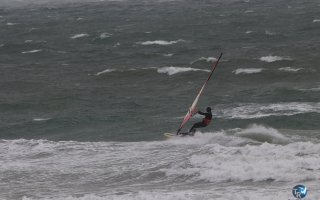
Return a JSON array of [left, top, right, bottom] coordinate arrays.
[[220, 102, 320, 119], [94, 69, 117, 76], [157, 66, 210, 75], [6, 22, 19, 26], [138, 39, 185, 46], [33, 118, 51, 122], [259, 56, 292, 62], [100, 32, 112, 39], [191, 57, 217, 64], [22, 49, 43, 54], [235, 124, 290, 144], [233, 68, 264, 74], [278, 67, 303, 72], [70, 33, 89, 39], [265, 30, 276, 35], [297, 87, 320, 92], [2, 129, 320, 200]]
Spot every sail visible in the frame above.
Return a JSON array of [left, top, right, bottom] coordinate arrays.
[[177, 53, 223, 133]]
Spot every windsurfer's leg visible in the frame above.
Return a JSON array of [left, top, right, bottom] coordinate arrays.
[[189, 122, 206, 133]]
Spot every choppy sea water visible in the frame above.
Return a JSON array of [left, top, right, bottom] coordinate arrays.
[[0, 0, 319, 199]]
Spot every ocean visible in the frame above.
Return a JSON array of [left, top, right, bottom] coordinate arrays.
[[0, 0, 319, 199]]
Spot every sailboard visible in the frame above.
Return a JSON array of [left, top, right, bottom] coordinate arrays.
[[165, 53, 223, 138]]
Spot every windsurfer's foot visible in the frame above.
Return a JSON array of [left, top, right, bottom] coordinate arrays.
[[178, 132, 189, 136]]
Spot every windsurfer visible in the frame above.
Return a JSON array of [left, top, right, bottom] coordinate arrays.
[[179, 107, 212, 136]]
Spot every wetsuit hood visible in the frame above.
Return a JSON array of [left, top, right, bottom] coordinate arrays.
[[206, 107, 212, 112]]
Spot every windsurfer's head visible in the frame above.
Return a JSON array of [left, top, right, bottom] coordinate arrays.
[[206, 107, 212, 112]]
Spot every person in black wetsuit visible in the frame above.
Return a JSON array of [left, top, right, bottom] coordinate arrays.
[[188, 107, 212, 135], [178, 107, 213, 136]]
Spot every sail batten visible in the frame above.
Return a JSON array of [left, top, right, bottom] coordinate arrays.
[[177, 53, 223, 133]]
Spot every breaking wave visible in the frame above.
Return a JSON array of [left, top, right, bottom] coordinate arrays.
[[2, 124, 320, 200], [70, 33, 89, 39], [21, 49, 43, 54], [92, 66, 209, 76], [94, 68, 118, 76], [278, 67, 303, 72], [99, 32, 112, 39], [219, 102, 320, 119], [33, 118, 51, 122], [137, 39, 185, 46], [233, 68, 264, 75], [297, 87, 320, 92], [259, 56, 292, 62], [191, 57, 217, 64], [265, 30, 276, 35], [157, 66, 210, 75], [6, 22, 19, 26]]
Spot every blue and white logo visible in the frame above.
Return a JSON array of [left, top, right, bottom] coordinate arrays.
[[292, 185, 307, 199]]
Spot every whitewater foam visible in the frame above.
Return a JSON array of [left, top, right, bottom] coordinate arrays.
[[21, 49, 43, 54], [265, 30, 276, 35], [297, 87, 320, 92], [233, 68, 264, 75], [6, 22, 19, 26], [244, 10, 254, 13], [278, 67, 303, 72], [93, 67, 157, 76], [163, 140, 320, 183], [20, 188, 320, 200], [70, 33, 89, 39], [157, 66, 210, 75], [2, 126, 320, 199], [94, 69, 117, 76], [259, 56, 292, 62], [100, 32, 112, 39], [220, 102, 320, 119], [163, 53, 173, 57], [138, 39, 185, 46], [235, 124, 291, 144], [313, 19, 320, 23], [191, 57, 217, 64], [33, 118, 51, 122]]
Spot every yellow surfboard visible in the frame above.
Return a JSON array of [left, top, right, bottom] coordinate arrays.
[[164, 132, 176, 138]]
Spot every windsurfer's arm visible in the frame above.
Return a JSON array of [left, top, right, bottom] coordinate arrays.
[[197, 111, 206, 115]]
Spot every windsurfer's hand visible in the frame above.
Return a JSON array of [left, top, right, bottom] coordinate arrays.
[[193, 108, 198, 115]]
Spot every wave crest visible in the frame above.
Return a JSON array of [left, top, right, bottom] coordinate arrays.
[[233, 68, 264, 74], [278, 67, 303, 72], [137, 39, 185, 46], [22, 49, 43, 54], [70, 33, 89, 39], [157, 66, 209, 75], [219, 102, 320, 119], [259, 56, 292, 62]]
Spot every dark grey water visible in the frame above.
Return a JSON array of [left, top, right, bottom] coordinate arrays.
[[0, 0, 319, 199]]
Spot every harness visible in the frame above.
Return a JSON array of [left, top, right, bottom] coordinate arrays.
[[202, 116, 212, 125]]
